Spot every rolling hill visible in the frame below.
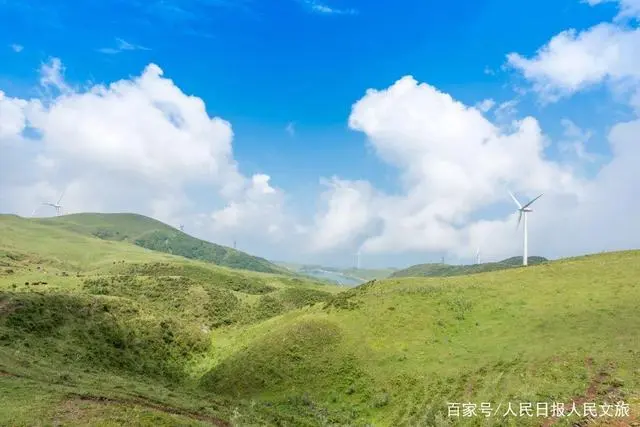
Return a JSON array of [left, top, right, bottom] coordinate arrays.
[[1, 214, 638, 426], [390, 256, 548, 278], [35, 213, 288, 275]]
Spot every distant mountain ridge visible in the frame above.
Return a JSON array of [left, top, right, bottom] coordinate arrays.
[[390, 256, 548, 278], [273, 261, 397, 285], [37, 213, 288, 275]]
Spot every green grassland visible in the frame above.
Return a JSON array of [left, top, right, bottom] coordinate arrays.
[[36, 213, 288, 275], [390, 256, 548, 278], [1, 213, 639, 426]]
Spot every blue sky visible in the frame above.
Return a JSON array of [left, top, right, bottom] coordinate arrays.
[[1, 0, 639, 268]]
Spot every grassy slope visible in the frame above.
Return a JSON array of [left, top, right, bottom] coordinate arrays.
[[1, 214, 638, 426], [37, 213, 288, 275], [203, 251, 640, 426], [391, 256, 548, 278], [0, 214, 340, 426]]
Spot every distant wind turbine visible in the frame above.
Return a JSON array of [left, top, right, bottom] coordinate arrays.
[[355, 249, 361, 270], [475, 247, 480, 265], [508, 190, 543, 266], [43, 189, 66, 216]]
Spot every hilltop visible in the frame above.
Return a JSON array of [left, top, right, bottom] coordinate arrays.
[[35, 213, 287, 275], [390, 255, 548, 278], [0, 215, 638, 426]]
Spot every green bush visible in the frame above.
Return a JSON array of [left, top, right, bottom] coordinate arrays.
[[0, 292, 208, 380]]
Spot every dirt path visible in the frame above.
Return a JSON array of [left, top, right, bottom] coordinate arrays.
[[541, 358, 636, 427]]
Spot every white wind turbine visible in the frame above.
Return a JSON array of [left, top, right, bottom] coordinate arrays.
[[508, 191, 543, 266], [355, 249, 361, 270], [475, 247, 480, 265], [41, 189, 66, 216]]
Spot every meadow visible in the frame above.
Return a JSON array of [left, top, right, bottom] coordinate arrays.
[[1, 213, 638, 426]]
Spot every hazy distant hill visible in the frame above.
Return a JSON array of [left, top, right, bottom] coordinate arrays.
[[390, 256, 548, 278], [37, 213, 288, 274], [274, 261, 396, 284]]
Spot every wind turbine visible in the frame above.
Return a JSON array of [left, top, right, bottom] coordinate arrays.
[[355, 249, 361, 270], [475, 247, 480, 265], [508, 191, 543, 266], [43, 189, 65, 216]]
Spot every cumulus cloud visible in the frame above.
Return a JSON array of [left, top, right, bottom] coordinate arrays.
[[307, 69, 638, 261], [211, 174, 286, 238], [0, 58, 287, 247], [0, 91, 28, 139], [10, 44, 23, 53], [507, 22, 640, 102], [316, 76, 581, 259], [309, 178, 379, 251]]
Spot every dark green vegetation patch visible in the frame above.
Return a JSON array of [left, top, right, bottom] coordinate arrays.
[[0, 292, 208, 380], [39, 213, 288, 274]]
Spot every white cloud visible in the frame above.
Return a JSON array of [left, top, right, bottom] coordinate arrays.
[[309, 178, 378, 251], [0, 91, 28, 139], [39, 58, 72, 93], [556, 119, 600, 175], [584, 0, 640, 19], [98, 38, 151, 55], [285, 121, 295, 136], [476, 98, 496, 113], [303, 1, 357, 15], [493, 100, 519, 123], [331, 76, 580, 258], [305, 70, 640, 261], [0, 58, 286, 250], [10, 44, 24, 53], [209, 173, 291, 249], [507, 23, 640, 102]]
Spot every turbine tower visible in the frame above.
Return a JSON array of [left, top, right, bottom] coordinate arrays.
[[355, 249, 361, 270], [475, 247, 480, 265], [508, 191, 543, 266], [43, 190, 65, 216]]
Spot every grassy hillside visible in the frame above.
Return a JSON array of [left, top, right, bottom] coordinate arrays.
[[391, 256, 548, 278], [36, 213, 287, 275], [0, 214, 341, 425], [1, 214, 638, 426]]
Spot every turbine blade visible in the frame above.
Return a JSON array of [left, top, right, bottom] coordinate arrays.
[[508, 190, 522, 209], [516, 211, 522, 229], [57, 189, 66, 205], [522, 193, 543, 209]]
